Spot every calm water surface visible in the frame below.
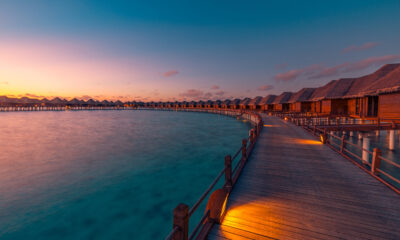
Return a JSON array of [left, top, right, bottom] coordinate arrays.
[[0, 110, 252, 239]]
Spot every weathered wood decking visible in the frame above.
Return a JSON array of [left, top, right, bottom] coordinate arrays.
[[208, 115, 400, 240]]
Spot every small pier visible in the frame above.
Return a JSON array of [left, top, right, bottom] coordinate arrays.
[[208, 115, 400, 239]]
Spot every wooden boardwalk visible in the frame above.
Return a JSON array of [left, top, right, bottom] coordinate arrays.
[[208, 115, 400, 240]]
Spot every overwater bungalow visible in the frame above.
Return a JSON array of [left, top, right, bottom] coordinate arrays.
[[258, 95, 276, 111], [205, 100, 213, 108], [101, 100, 111, 107], [173, 101, 180, 108], [114, 100, 123, 107], [50, 97, 67, 107], [213, 100, 222, 109], [189, 101, 196, 108], [342, 64, 400, 119], [287, 88, 315, 112], [221, 99, 231, 109], [248, 96, 262, 110], [229, 99, 241, 109], [196, 100, 205, 108], [68, 98, 81, 107], [272, 92, 292, 112], [307, 78, 352, 116], [239, 98, 251, 110]]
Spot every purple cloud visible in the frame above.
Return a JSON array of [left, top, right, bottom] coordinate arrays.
[[179, 89, 204, 99], [163, 70, 179, 77], [342, 42, 378, 53], [274, 69, 305, 81], [274, 54, 400, 81], [214, 90, 225, 96], [257, 85, 274, 91], [210, 85, 220, 90]]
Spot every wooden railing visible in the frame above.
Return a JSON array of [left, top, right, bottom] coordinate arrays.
[[286, 116, 400, 194], [161, 109, 263, 240]]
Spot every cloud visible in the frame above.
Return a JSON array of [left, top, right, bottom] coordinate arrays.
[[210, 85, 220, 90], [274, 69, 305, 81], [214, 90, 225, 96], [274, 54, 400, 81], [0, 81, 8, 85], [343, 55, 400, 72], [162, 70, 179, 77], [342, 42, 378, 53], [179, 89, 204, 99], [24, 93, 45, 99], [78, 95, 94, 101], [257, 85, 274, 91], [204, 92, 213, 98]]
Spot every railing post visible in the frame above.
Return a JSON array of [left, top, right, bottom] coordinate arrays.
[[224, 155, 232, 192], [340, 135, 346, 153], [371, 148, 382, 175], [249, 129, 254, 144], [173, 203, 189, 240], [242, 139, 247, 160], [321, 129, 327, 144]]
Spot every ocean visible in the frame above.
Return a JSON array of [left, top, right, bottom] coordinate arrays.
[[0, 110, 252, 239]]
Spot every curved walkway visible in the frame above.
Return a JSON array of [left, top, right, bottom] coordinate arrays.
[[208, 115, 400, 240]]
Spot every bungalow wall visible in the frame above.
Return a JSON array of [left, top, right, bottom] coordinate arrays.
[[378, 93, 400, 119], [301, 102, 312, 112], [347, 98, 362, 117], [273, 104, 282, 111], [321, 99, 348, 115], [331, 99, 348, 115], [321, 100, 331, 114], [282, 103, 290, 112], [311, 101, 322, 113]]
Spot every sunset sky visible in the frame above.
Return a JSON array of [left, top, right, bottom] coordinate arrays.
[[1, 0, 400, 101]]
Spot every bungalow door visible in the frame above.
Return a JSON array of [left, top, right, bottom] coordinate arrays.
[[367, 96, 378, 117]]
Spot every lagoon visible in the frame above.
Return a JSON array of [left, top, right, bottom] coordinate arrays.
[[0, 110, 252, 239]]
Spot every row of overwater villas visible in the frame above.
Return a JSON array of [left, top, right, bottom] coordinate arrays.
[[144, 64, 400, 120]]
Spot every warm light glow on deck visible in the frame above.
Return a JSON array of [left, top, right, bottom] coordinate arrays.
[[295, 139, 322, 145], [219, 200, 284, 239], [264, 124, 280, 127], [281, 137, 323, 145]]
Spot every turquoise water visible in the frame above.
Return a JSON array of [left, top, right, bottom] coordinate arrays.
[[328, 130, 400, 188], [0, 110, 252, 239]]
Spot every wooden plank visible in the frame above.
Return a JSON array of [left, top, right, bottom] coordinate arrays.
[[208, 115, 400, 240]]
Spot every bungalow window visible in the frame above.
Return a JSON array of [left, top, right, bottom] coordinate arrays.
[[355, 98, 360, 114]]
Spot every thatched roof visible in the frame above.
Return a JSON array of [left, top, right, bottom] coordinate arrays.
[[288, 88, 316, 103], [50, 97, 66, 104], [229, 98, 241, 106], [345, 63, 400, 98], [239, 98, 251, 106], [69, 98, 81, 105], [221, 99, 231, 105], [272, 92, 293, 104], [248, 96, 262, 105], [259, 95, 277, 105]]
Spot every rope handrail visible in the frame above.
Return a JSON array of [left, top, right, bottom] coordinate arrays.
[[188, 167, 226, 217], [343, 139, 374, 155], [165, 226, 179, 240], [377, 169, 400, 185], [164, 109, 263, 240], [379, 155, 400, 169], [188, 210, 210, 240], [232, 146, 242, 161]]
